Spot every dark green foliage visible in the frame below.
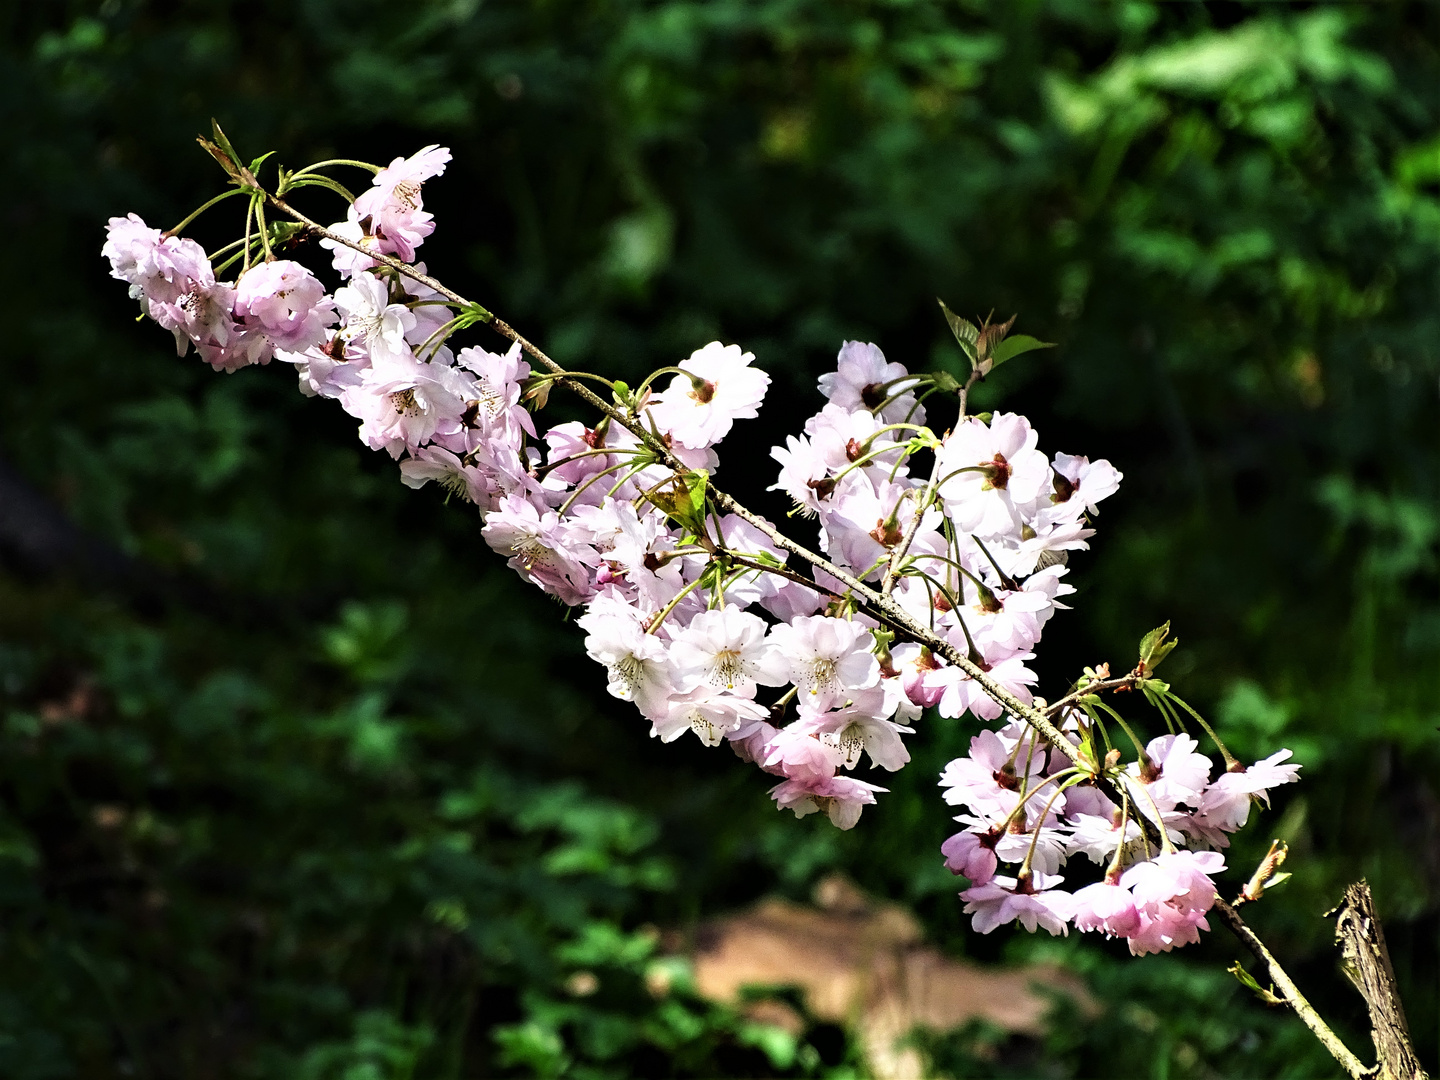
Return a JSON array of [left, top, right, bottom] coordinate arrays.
[[1, 1, 1437, 1076]]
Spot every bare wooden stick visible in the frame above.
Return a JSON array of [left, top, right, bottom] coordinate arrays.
[[1330, 881, 1428, 1080]]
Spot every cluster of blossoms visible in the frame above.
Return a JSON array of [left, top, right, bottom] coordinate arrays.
[[104, 141, 1302, 953], [941, 720, 1299, 950]]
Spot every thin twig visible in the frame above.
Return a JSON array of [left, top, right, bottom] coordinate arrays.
[[1213, 898, 1370, 1080], [1043, 674, 1142, 720]]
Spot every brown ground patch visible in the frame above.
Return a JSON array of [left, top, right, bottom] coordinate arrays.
[[684, 875, 1092, 1078]]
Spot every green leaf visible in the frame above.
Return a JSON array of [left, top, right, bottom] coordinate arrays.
[[1138, 621, 1179, 675], [644, 470, 710, 533], [938, 298, 979, 364], [684, 469, 708, 518], [1227, 963, 1285, 1006], [209, 118, 241, 163], [988, 333, 1055, 369]]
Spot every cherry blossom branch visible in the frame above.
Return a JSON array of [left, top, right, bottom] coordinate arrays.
[[265, 193, 1085, 767], [110, 150, 1412, 1080]]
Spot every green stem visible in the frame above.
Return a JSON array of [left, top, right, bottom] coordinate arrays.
[[290, 158, 381, 177], [1091, 701, 1148, 763], [1166, 692, 1240, 769], [536, 446, 636, 477], [285, 173, 359, 204], [530, 370, 619, 392], [1018, 774, 1084, 878], [558, 458, 641, 515], [1120, 772, 1176, 855], [254, 197, 275, 262], [167, 187, 247, 237], [631, 365, 693, 403], [648, 576, 708, 634], [241, 194, 256, 274], [971, 535, 1020, 591]]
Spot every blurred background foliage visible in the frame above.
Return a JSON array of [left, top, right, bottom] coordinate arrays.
[[1, 0, 1438, 1076]]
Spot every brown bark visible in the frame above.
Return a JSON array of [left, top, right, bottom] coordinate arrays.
[[1330, 881, 1428, 1080]]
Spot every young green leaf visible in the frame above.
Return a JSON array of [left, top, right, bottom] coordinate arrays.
[[937, 299, 979, 365], [1227, 963, 1285, 1006], [988, 333, 1055, 370], [1137, 621, 1178, 675]]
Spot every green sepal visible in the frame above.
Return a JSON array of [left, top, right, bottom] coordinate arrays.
[[1262, 871, 1292, 892], [198, 119, 256, 188], [930, 369, 962, 393], [209, 119, 243, 167], [520, 375, 552, 410]]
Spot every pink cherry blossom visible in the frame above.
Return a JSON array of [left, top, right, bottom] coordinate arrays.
[[1128, 733, 1213, 812], [353, 145, 452, 262], [798, 691, 913, 772], [480, 494, 596, 606], [576, 597, 677, 718], [936, 413, 1051, 537], [939, 726, 1048, 817], [651, 688, 770, 746], [647, 342, 770, 450], [962, 873, 1075, 936], [941, 827, 1000, 884], [399, 445, 489, 505], [1073, 880, 1143, 938], [816, 341, 925, 427], [761, 724, 841, 781], [769, 773, 885, 830], [1046, 453, 1122, 517], [1196, 750, 1302, 833], [234, 260, 336, 353], [669, 606, 788, 697], [768, 615, 879, 713], [334, 273, 416, 372]]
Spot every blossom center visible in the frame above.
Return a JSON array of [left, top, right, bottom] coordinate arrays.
[[804, 657, 839, 695], [392, 179, 422, 210], [833, 724, 865, 766], [612, 655, 644, 696], [510, 536, 555, 572], [710, 649, 745, 690], [980, 454, 1011, 490]]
